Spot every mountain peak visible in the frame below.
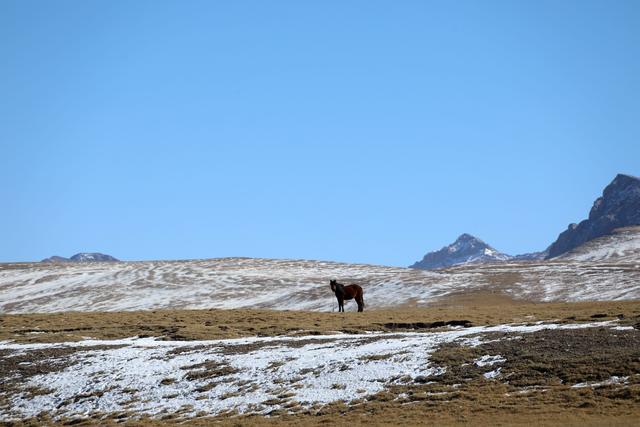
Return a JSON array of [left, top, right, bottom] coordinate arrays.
[[446, 234, 491, 253], [410, 234, 510, 270], [456, 233, 481, 242], [547, 173, 640, 258], [614, 173, 640, 182]]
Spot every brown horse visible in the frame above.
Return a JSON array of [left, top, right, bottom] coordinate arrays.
[[330, 279, 365, 312]]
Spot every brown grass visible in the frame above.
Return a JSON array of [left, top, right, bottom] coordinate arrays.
[[1, 295, 640, 426], [2, 293, 639, 344]]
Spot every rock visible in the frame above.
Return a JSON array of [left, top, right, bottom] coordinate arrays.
[[547, 174, 640, 258]]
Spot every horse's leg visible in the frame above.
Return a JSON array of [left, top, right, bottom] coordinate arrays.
[[356, 291, 364, 312], [339, 297, 344, 312]]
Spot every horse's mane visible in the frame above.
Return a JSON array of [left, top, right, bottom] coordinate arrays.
[[332, 280, 345, 292]]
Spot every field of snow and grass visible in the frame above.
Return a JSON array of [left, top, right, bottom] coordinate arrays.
[[1, 228, 638, 314], [1, 255, 639, 314], [2, 320, 637, 423], [1, 229, 640, 425]]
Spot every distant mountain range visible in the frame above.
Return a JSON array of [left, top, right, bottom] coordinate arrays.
[[41, 253, 119, 263], [411, 173, 640, 270]]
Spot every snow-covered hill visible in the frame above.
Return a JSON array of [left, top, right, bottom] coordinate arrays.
[[2, 232, 639, 314]]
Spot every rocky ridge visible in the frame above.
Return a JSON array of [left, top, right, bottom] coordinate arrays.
[[41, 253, 119, 263]]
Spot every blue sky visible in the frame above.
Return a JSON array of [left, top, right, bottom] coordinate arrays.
[[2, 1, 639, 265]]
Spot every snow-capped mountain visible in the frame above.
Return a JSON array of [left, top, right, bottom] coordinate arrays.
[[41, 253, 119, 263], [410, 173, 639, 268], [69, 253, 119, 262], [547, 174, 640, 258], [409, 234, 512, 270]]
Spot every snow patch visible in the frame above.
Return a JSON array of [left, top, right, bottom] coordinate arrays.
[[571, 376, 629, 389], [483, 368, 502, 379], [0, 321, 622, 421], [474, 355, 506, 367]]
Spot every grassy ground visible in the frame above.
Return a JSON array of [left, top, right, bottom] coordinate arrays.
[[2, 292, 639, 344], [1, 294, 640, 426]]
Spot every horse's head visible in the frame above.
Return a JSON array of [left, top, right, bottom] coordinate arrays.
[[330, 279, 337, 292]]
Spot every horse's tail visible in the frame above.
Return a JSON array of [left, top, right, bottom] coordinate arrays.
[[358, 287, 365, 311]]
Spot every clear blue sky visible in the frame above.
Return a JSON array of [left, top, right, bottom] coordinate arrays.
[[2, 1, 639, 265]]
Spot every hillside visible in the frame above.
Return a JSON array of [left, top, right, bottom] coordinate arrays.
[[2, 229, 639, 314], [557, 226, 640, 262]]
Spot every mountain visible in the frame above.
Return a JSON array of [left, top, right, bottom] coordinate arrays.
[[511, 250, 548, 261], [409, 233, 512, 270], [556, 226, 640, 262], [41, 253, 119, 263], [40, 255, 72, 263], [547, 174, 640, 258], [69, 253, 119, 262]]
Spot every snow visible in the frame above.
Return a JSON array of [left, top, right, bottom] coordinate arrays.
[[0, 321, 620, 421], [474, 355, 506, 367], [0, 253, 639, 313], [571, 376, 629, 389], [558, 228, 640, 262], [483, 368, 501, 379]]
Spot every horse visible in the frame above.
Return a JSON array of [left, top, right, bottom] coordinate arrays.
[[330, 279, 365, 312]]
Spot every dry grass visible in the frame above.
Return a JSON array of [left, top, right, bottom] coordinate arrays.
[[136, 324, 640, 426], [1, 294, 640, 426], [2, 292, 639, 344]]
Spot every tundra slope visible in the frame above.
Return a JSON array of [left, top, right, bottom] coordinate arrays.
[[1, 321, 632, 422], [1, 228, 639, 314]]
